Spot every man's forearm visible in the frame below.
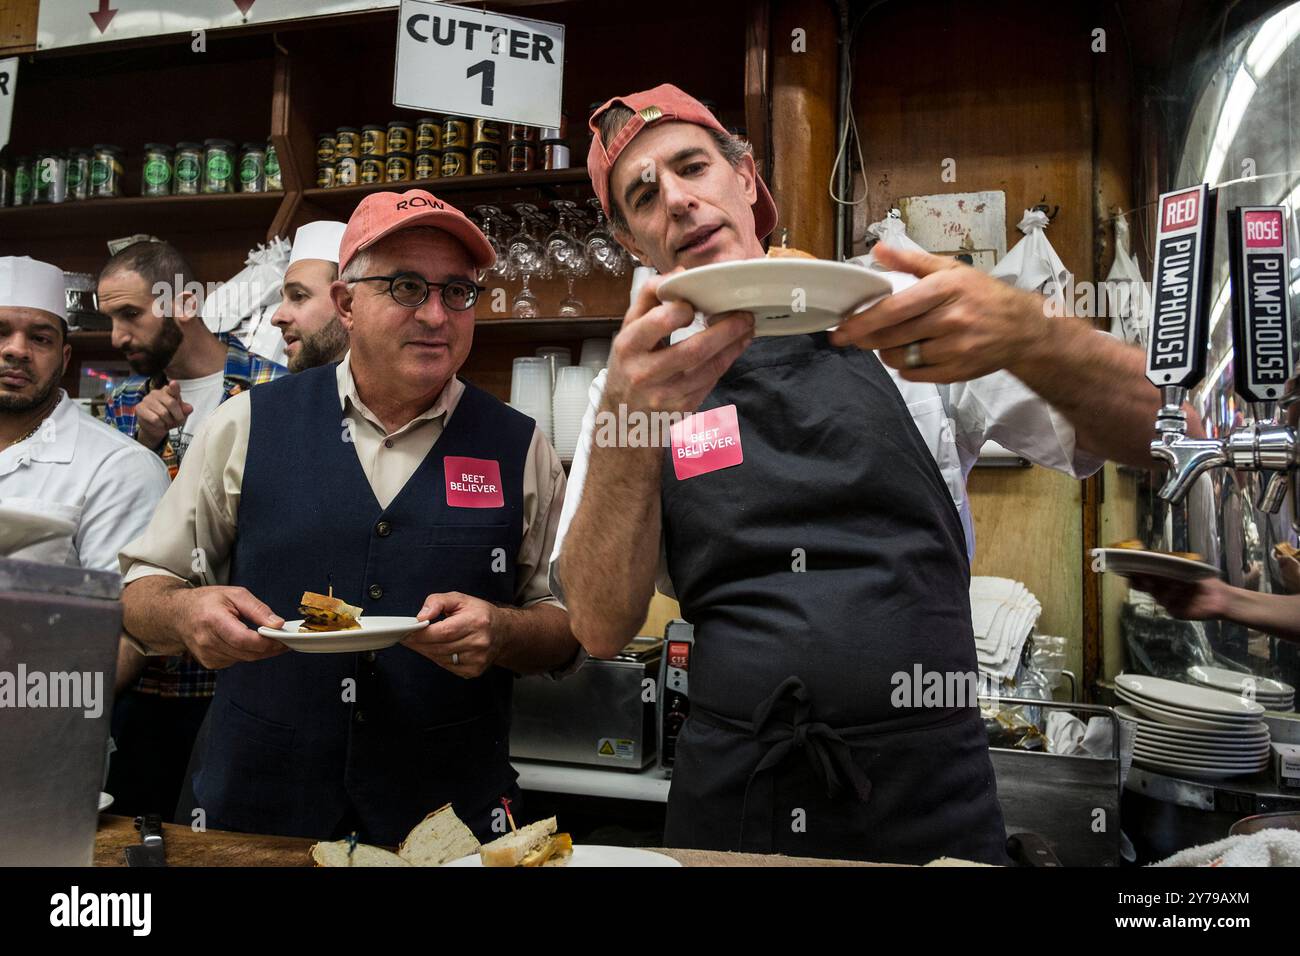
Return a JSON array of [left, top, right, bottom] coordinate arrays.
[[559, 437, 663, 658], [121, 575, 191, 655], [1221, 587, 1300, 643], [494, 602, 579, 674], [1010, 315, 1166, 468]]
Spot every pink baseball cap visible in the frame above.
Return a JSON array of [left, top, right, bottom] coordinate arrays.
[[586, 83, 778, 241], [338, 189, 495, 273]]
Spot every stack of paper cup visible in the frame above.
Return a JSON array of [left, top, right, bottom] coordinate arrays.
[[552, 365, 597, 463], [534, 346, 571, 391], [579, 338, 611, 371], [510, 356, 553, 441]]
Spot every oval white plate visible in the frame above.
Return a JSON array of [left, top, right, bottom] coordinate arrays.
[[1115, 706, 1270, 743], [1133, 753, 1268, 779], [1090, 548, 1220, 583], [1116, 690, 1265, 731], [98, 792, 113, 812], [443, 845, 682, 868], [1186, 665, 1294, 698], [258, 617, 424, 653], [1133, 739, 1270, 763], [656, 258, 892, 337], [1133, 726, 1270, 752], [1116, 674, 1265, 717]]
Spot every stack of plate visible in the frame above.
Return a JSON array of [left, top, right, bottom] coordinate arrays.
[[1115, 674, 1270, 780], [1186, 665, 1295, 712]]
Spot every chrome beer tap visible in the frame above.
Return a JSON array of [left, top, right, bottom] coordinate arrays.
[[1147, 195, 1297, 513]]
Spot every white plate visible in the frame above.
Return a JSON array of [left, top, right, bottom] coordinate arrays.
[[656, 258, 892, 337], [1133, 754, 1268, 780], [1091, 548, 1220, 583], [1186, 665, 1294, 698], [1132, 726, 1270, 752], [1115, 705, 1270, 743], [1136, 745, 1271, 766], [442, 845, 682, 868], [1115, 690, 1265, 731], [1133, 739, 1270, 763], [98, 792, 113, 812], [257, 617, 424, 653], [0, 503, 77, 555], [1116, 674, 1265, 718]]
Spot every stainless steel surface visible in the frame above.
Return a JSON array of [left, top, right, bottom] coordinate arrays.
[[510, 645, 661, 769], [982, 697, 1123, 867], [0, 557, 121, 866]]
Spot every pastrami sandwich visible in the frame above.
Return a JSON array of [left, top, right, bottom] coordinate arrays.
[[298, 591, 363, 632]]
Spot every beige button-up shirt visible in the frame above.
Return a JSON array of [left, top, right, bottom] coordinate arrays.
[[120, 354, 566, 613]]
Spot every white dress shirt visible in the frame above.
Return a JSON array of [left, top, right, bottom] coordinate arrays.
[[0, 391, 170, 573], [547, 267, 1106, 603]]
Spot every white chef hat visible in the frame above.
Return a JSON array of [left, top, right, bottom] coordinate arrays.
[[0, 256, 67, 323], [288, 221, 347, 267]]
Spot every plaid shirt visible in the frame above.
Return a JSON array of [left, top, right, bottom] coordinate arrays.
[[107, 334, 287, 699]]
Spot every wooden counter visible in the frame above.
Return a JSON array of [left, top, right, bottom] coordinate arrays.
[[95, 815, 885, 867]]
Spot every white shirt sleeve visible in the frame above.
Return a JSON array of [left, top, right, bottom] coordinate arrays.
[[77, 444, 171, 575], [948, 368, 1106, 479], [548, 369, 675, 608]]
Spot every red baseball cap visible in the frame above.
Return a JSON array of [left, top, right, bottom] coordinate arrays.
[[338, 189, 495, 273], [586, 83, 778, 242]]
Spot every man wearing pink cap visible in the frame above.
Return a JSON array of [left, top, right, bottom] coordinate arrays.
[[118, 190, 576, 843], [552, 85, 1165, 864]]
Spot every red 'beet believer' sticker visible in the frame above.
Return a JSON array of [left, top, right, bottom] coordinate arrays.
[[670, 404, 744, 480], [444, 456, 504, 508]]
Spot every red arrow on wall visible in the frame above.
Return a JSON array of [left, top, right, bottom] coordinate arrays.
[[89, 0, 118, 33], [234, 0, 257, 14]]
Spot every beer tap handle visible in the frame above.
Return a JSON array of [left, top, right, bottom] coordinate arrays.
[[1145, 184, 1216, 398], [1227, 206, 1293, 410], [1259, 471, 1290, 513]]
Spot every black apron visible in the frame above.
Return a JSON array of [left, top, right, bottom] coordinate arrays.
[[659, 332, 1008, 865]]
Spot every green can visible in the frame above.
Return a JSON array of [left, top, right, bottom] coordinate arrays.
[[174, 142, 203, 195], [142, 143, 173, 197], [202, 138, 236, 194], [266, 142, 282, 191], [67, 149, 92, 201], [12, 157, 32, 206], [91, 145, 124, 199], [239, 142, 266, 193]]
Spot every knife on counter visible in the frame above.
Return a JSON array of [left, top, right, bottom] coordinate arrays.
[[124, 813, 166, 867]]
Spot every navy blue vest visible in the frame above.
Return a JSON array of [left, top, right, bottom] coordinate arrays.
[[193, 364, 534, 845]]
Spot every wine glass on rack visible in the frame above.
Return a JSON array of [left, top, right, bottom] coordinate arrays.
[[547, 200, 589, 317], [585, 197, 627, 277], [473, 205, 514, 282], [508, 203, 548, 318]]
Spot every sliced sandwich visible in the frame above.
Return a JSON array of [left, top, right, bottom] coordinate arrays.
[[1108, 539, 1204, 561], [766, 243, 817, 260], [1276, 542, 1299, 560], [310, 841, 410, 867], [398, 803, 481, 866], [478, 816, 573, 867], [298, 591, 363, 632]]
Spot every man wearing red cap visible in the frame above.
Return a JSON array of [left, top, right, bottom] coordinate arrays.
[[553, 85, 1165, 864], [118, 190, 577, 843]]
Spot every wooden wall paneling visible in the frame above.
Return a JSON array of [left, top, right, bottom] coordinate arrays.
[[0, 0, 38, 55], [768, 0, 837, 257], [849, 0, 1103, 674], [744, 0, 772, 180]]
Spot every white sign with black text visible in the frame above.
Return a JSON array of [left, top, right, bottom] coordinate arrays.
[[0, 58, 16, 153], [393, 0, 564, 128]]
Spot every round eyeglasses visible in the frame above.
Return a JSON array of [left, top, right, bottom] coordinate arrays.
[[350, 272, 485, 311]]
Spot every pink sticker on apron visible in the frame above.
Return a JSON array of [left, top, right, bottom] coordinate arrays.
[[444, 456, 504, 508], [670, 404, 744, 480]]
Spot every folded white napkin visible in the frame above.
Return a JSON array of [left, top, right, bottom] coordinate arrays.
[[1153, 829, 1300, 867]]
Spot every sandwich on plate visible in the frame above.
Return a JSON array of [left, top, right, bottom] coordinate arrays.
[[479, 816, 573, 867], [298, 590, 363, 632]]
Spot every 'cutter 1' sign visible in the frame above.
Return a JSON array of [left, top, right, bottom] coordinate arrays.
[[394, 0, 564, 128], [1145, 184, 1216, 388], [1228, 206, 1294, 402]]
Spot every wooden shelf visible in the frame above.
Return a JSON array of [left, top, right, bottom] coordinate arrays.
[[300, 167, 594, 218], [473, 316, 619, 343], [0, 191, 285, 240]]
